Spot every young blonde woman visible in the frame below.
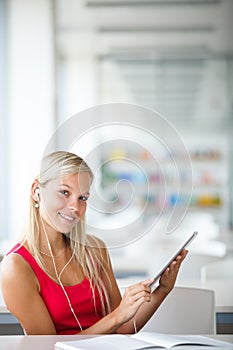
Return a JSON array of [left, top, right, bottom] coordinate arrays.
[[1, 151, 187, 335]]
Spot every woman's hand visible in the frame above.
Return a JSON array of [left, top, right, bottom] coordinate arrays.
[[113, 279, 153, 324], [158, 249, 188, 294]]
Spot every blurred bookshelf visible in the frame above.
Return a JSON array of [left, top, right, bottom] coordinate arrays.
[[99, 139, 229, 229]]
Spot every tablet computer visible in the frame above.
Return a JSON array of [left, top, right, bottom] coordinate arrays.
[[149, 231, 198, 291]]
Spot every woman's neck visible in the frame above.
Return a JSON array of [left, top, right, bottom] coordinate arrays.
[[39, 219, 68, 255]]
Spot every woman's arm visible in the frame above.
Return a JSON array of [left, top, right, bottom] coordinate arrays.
[[0, 248, 151, 335], [100, 248, 188, 334], [125, 249, 188, 333], [1, 246, 187, 335], [79, 242, 153, 334], [1, 254, 57, 335]]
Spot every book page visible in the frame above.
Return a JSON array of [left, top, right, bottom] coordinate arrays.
[[55, 334, 160, 350], [133, 332, 232, 348], [55, 332, 232, 350]]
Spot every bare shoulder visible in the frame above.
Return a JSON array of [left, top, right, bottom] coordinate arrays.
[[1, 251, 38, 289], [1, 250, 56, 334], [2, 251, 29, 274]]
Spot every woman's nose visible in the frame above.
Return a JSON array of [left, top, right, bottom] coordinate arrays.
[[68, 197, 85, 214], [68, 196, 79, 211]]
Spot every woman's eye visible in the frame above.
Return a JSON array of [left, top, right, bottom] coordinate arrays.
[[60, 190, 69, 196], [79, 196, 88, 202]]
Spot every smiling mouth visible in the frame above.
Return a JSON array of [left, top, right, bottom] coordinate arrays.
[[58, 212, 76, 222]]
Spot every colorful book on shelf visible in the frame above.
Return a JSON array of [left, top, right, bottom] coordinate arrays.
[[54, 332, 232, 350]]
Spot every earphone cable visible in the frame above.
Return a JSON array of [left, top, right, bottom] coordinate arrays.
[[40, 217, 83, 332], [133, 318, 137, 333]]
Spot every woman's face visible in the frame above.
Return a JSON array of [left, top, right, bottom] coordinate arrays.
[[39, 172, 92, 234]]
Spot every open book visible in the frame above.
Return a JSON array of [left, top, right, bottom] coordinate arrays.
[[55, 332, 232, 350]]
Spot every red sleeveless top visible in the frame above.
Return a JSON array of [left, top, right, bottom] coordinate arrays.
[[7, 244, 104, 334]]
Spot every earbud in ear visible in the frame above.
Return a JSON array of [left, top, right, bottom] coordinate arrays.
[[35, 188, 40, 199]]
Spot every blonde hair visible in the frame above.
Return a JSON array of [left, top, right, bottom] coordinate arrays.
[[23, 151, 111, 316]]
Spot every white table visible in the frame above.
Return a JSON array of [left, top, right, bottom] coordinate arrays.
[[0, 334, 232, 350]]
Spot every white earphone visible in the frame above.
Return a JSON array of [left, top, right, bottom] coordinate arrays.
[[35, 188, 40, 200]]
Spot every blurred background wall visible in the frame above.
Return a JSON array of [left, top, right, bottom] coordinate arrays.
[[0, 0, 233, 259]]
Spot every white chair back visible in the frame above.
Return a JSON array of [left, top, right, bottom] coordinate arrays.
[[141, 286, 216, 334]]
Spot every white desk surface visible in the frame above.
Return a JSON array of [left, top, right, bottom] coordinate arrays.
[[0, 334, 232, 350]]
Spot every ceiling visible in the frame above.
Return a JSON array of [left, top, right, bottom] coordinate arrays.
[[55, 0, 233, 128]]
